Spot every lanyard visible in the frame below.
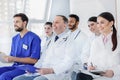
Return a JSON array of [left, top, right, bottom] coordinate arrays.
[[47, 40, 51, 47], [74, 30, 81, 40]]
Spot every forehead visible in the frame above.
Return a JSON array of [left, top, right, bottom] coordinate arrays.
[[97, 16, 108, 22], [14, 17, 22, 21], [54, 16, 63, 22], [88, 21, 96, 24], [69, 17, 76, 21], [44, 25, 52, 28]]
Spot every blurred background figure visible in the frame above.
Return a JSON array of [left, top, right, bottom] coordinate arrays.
[[88, 16, 100, 40], [41, 22, 53, 53]]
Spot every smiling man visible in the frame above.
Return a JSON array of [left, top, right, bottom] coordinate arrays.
[[0, 13, 41, 80]]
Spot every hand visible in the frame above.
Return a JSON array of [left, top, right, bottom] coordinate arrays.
[[25, 70, 32, 74], [25, 70, 35, 77], [87, 66, 96, 71], [4, 56, 15, 62], [36, 68, 54, 75], [101, 70, 114, 78]]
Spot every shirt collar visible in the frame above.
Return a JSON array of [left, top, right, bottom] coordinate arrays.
[[55, 30, 67, 39], [102, 32, 112, 44], [102, 32, 112, 39]]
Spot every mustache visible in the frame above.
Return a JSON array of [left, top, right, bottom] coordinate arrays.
[[69, 24, 76, 27], [14, 25, 19, 27]]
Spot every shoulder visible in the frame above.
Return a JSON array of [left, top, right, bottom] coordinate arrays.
[[12, 33, 20, 40], [75, 30, 88, 42], [40, 35, 46, 40], [27, 31, 40, 40], [93, 34, 102, 41], [89, 35, 102, 47], [27, 31, 39, 37], [79, 31, 88, 38]]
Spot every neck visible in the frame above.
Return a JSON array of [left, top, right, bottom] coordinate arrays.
[[71, 26, 78, 32], [103, 29, 112, 37], [95, 32, 100, 36], [47, 33, 53, 37], [20, 29, 28, 38]]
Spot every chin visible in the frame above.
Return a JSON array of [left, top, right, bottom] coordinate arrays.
[[68, 27, 72, 30]]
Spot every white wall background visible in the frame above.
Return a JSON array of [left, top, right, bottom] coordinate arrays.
[[49, 0, 70, 21], [70, 0, 116, 36], [116, 0, 120, 35], [0, 24, 13, 55]]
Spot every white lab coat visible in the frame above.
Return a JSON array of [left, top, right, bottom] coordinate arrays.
[[40, 32, 75, 80], [67, 29, 89, 72], [41, 34, 54, 53], [81, 33, 99, 64], [88, 34, 120, 80], [34, 34, 54, 68]]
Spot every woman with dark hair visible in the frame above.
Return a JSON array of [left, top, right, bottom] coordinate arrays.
[[76, 12, 120, 80], [88, 16, 100, 36], [41, 22, 53, 53]]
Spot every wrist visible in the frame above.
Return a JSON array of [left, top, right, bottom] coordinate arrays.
[[50, 68, 54, 73]]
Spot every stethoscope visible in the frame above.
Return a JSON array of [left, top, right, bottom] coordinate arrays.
[[47, 40, 51, 47], [74, 30, 81, 40]]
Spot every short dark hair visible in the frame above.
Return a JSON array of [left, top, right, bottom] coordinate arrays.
[[69, 14, 79, 22], [88, 16, 97, 22], [44, 22, 52, 27], [56, 15, 68, 23], [13, 13, 29, 25]]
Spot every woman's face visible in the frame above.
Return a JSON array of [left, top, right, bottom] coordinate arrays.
[[88, 21, 98, 33], [97, 16, 113, 34], [44, 25, 53, 36]]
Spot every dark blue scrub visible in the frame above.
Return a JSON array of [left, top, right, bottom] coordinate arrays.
[[0, 31, 41, 80]]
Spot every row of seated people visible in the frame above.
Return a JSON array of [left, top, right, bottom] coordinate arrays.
[[0, 12, 119, 80]]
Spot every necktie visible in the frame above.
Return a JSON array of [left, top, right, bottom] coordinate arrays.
[[54, 36, 59, 42]]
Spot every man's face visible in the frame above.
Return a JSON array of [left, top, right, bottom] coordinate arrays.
[[68, 17, 78, 30], [52, 16, 66, 35], [14, 17, 25, 32]]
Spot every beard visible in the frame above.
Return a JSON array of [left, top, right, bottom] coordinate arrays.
[[69, 24, 76, 30], [15, 26, 23, 32]]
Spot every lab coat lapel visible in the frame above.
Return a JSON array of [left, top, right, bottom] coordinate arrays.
[[53, 34, 68, 48]]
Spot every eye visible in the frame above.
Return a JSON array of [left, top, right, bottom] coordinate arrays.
[[97, 22, 99, 24], [48, 27, 50, 29], [91, 23, 94, 26], [100, 21, 104, 24]]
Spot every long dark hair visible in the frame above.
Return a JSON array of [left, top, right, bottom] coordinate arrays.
[[98, 12, 117, 51]]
